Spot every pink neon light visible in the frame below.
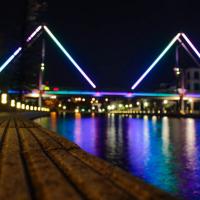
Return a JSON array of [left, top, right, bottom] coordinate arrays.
[[0, 26, 43, 73], [53, 87, 59, 91], [26, 26, 42, 42], [181, 33, 200, 58]]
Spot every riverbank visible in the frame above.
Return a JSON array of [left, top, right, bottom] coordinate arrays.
[[0, 112, 177, 200], [58, 110, 200, 119]]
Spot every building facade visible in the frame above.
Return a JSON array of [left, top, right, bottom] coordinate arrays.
[[185, 67, 200, 92]]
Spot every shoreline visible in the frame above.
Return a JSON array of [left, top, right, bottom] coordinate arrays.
[[18, 113, 176, 199]]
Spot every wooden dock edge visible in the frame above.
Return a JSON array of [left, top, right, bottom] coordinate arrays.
[[0, 113, 178, 200]]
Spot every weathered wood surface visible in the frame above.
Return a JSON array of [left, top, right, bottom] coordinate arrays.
[[0, 114, 178, 200]]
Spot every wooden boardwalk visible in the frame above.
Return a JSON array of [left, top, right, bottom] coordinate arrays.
[[0, 114, 177, 200]]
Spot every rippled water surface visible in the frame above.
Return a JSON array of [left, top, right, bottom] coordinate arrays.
[[35, 113, 200, 199]]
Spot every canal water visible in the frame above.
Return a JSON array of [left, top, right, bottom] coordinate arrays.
[[35, 113, 200, 200]]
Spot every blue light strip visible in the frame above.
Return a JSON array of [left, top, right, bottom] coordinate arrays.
[[7, 89, 200, 99], [0, 47, 22, 72], [0, 26, 43, 73], [43, 26, 96, 89], [45, 90, 179, 97], [131, 33, 181, 90]]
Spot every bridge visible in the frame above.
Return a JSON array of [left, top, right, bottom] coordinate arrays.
[[0, 24, 200, 114]]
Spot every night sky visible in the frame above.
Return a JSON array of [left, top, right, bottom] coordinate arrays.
[[0, 1, 200, 91]]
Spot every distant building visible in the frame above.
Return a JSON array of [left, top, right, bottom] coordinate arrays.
[[185, 67, 200, 92]]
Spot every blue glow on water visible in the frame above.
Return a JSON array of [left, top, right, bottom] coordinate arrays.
[[35, 114, 200, 199]]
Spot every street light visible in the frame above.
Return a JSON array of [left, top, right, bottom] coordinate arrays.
[[136, 101, 140, 106], [144, 102, 149, 107], [21, 104, 25, 110], [163, 100, 168, 105], [11, 99, 15, 107], [16, 102, 21, 109], [174, 66, 185, 113], [1, 93, 7, 104], [173, 67, 181, 76]]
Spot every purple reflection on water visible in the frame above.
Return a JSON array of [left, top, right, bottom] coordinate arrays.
[[35, 114, 200, 199]]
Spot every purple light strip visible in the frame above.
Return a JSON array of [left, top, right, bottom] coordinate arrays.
[[181, 33, 200, 58], [26, 26, 42, 42], [178, 38, 200, 67], [0, 26, 43, 73], [187, 94, 200, 98]]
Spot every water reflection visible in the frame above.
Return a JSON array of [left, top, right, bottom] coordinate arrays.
[[106, 114, 116, 159], [74, 113, 81, 144], [143, 116, 150, 160], [162, 117, 170, 156], [50, 112, 57, 131], [185, 119, 197, 169], [35, 114, 200, 199]]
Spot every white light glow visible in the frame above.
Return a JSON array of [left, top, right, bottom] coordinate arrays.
[[131, 33, 181, 90], [43, 26, 96, 88], [26, 105, 30, 110], [0, 47, 22, 73], [21, 104, 25, 110], [16, 102, 21, 109], [181, 33, 200, 58], [11, 99, 15, 107], [1, 93, 7, 104], [26, 26, 42, 42], [163, 100, 168, 104], [144, 102, 149, 107]]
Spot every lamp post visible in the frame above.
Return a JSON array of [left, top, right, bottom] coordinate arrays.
[[173, 45, 185, 114], [38, 38, 45, 107], [174, 67, 186, 114]]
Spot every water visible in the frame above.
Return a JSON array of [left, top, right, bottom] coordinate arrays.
[[35, 113, 200, 199]]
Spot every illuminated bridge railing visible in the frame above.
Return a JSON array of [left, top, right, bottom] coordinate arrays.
[[6, 89, 200, 98], [44, 90, 200, 98], [45, 90, 180, 98]]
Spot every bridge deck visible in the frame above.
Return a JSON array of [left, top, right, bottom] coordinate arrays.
[[0, 114, 176, 200]]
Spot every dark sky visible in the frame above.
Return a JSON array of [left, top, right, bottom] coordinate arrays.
[[0, 0, 200, 91]]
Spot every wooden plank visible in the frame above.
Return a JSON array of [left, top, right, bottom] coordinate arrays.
[[15, 119, 26, 128], [37, 127, 79, 150], [0, 128, 31, 200], [30, 129, 131, 200], [0, 128, 6, 145], [69, 148, 173, 200], [19, 128, 83, 200], [8, 119, 16, 128], [0, 120, 9, 128], [0, 119, 6, 125], [46, 149, 132, 200], [30, 128, 63, 151], [23, 120, 37, 128]]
